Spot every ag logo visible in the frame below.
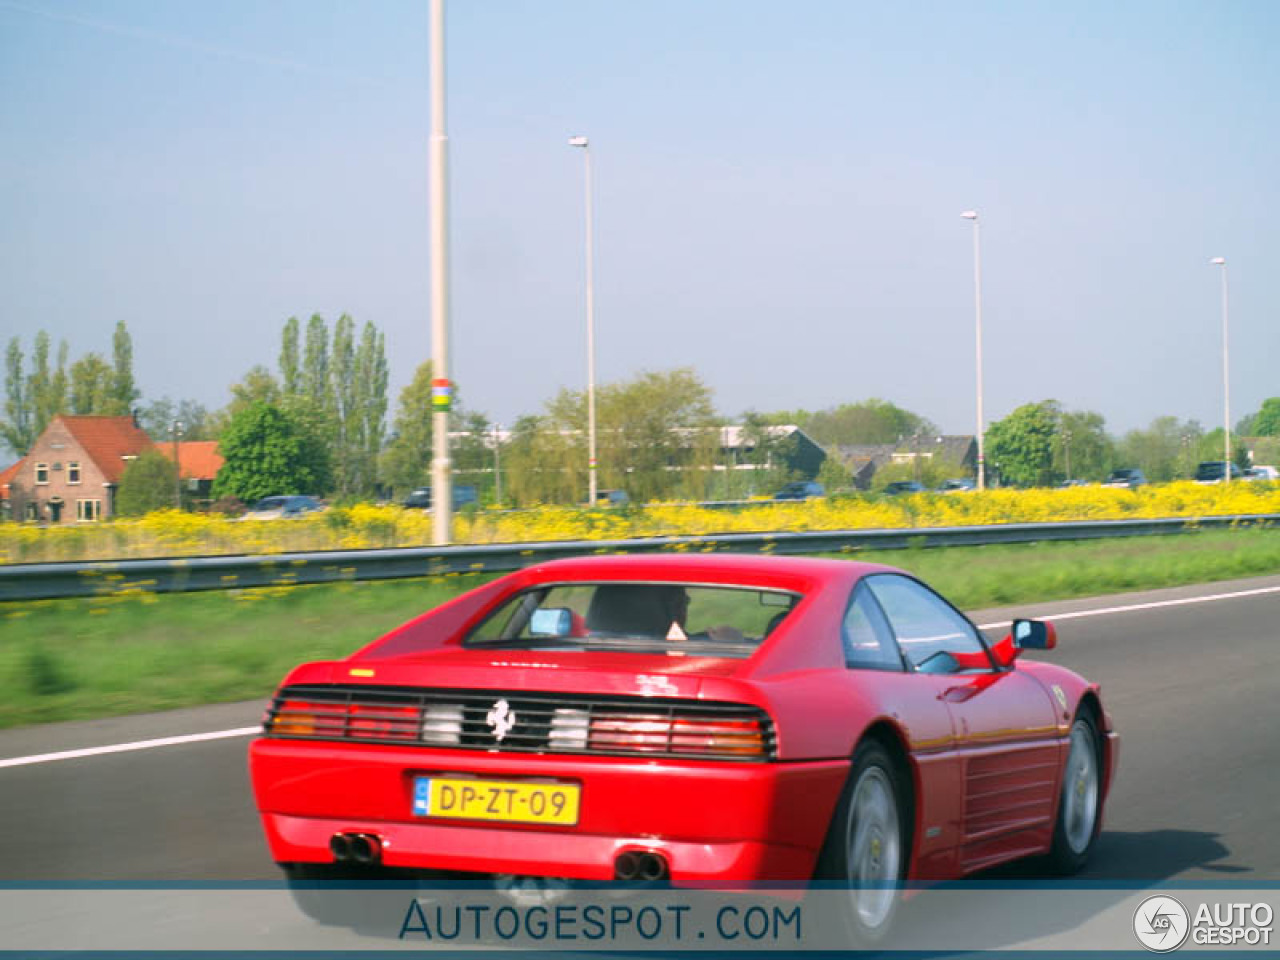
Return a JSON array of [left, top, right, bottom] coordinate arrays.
[[486, 699, 516, 743], [1134, 895, 1190, 952]]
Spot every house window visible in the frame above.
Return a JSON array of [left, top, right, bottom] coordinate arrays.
[[68, 462, 81, 484], [76, 499, 101, 522], [35, 462, 49, 484]]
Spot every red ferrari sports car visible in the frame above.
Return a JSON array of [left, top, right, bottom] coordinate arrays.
[[249, 553, 1118, 939]]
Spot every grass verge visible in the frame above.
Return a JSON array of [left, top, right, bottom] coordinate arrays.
[[1, 528, 1278, 730]]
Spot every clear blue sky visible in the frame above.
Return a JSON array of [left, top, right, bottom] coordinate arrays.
[[2, 0, 1277, 448]]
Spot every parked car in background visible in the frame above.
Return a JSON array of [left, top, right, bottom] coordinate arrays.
[[591, 489, 630, 506], [1245, 465, 1279, 482], [773, 480, 825, 501], [1194, 461, 1244, 484], [241, 495, 326, 520], [1102, 468, 1147, 489], [883, 481, 926, 496], [935, 478, 975, 494], [403, 485, 479, 510]]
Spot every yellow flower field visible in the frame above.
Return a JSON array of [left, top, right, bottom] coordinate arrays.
[[2, 482, 1278, 565]]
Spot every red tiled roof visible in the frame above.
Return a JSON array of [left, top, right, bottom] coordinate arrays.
[[158, 441, 224, 481], [0, 458, 24, 498], [58, 415, 156, 484]]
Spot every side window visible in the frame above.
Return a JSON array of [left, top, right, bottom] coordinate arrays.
[[842, 582, 903, 671], [865, 574, 989, 672]]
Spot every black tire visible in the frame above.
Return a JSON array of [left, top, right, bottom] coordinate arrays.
[[1045, 708, 1103, 874], [815, 739, 909, 944]]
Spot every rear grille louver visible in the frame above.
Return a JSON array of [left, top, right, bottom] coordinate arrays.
[[264, 684, 776, 762]]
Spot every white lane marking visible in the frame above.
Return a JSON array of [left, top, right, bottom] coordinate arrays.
[[976, 583, 1280, 631], [4, 582, 1279, 771], [0, 726, 260, 770]]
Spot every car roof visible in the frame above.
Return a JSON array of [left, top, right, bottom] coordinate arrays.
[[518, 552, 898, 590]]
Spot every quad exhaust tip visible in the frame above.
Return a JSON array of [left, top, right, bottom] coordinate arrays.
[[614, 850, 668, 882], [330, 832, 383, 865]]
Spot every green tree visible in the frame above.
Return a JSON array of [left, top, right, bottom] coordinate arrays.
[[2, 338, 32, 456], [302, 314, 331, 418], [279, 316, 301, 396], [1249, 398, 1280, 437], [985, 401, 1059, 487], [353, 320, 388, 494], [1054, 410, 1114, 483], [116, 449, 181, 515], [503, 413, 577, 505], [29, 332, 69, 433], [69, 353, 114, 414], [3, 333, 71, 455], [721, 411, 801, 498], [801, 399, 937, 446], [139, 398, 213, 442], [329, 315, 357, 495], [380, 362, 436, 497], [212, 401, 331, 502], [1197, 428, 1250, 471], [1118, 417, 1204, 482], [508, 368, 719, 504], [108, 321, 139, 415]]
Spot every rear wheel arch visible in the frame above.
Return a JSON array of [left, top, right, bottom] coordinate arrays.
[[814, 720, 917, 880], [860, 721, 917, 865]]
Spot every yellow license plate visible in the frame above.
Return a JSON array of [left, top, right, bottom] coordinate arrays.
[[412, 777, 581, 825]]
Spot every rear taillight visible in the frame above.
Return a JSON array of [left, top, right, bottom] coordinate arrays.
[[347, 702, 419, 741], [586, 712, 767, 759], [672, 716, 766, 757], [269, 699, 321, 736]]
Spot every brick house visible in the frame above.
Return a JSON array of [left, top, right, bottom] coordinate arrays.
[[2, 415, 156, 523]]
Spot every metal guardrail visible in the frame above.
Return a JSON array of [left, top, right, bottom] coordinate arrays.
[[1, 513, 1276, 603]]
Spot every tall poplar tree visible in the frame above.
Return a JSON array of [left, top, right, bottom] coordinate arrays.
[[302, 314, 330, 418], [330, 314, 357, 495], [109, 321, 139, 415], [279, 316, 301, 396]]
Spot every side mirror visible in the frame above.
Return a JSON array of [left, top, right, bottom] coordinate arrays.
[[529, 608, 574, 638], [1012, 618, 1057, 651]]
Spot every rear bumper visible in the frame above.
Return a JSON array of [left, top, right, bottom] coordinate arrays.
[[250, 738, 848, 885]]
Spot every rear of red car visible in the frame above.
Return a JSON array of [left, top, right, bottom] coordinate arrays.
[[249, 657, 848, 885]]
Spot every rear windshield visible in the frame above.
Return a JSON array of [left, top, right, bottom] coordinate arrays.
[[465, 582, 801, 658]]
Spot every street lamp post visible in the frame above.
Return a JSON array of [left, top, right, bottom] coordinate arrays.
[[170, 420, 184, 509], [429, 0, 453, 544], [961, 211, 986, 490], [1210, 257, 1230, 481], [568, 135, 597, 505], [492, 423, 502, 505]]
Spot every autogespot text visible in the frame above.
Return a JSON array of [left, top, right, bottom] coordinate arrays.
[[398, 898, 803, 946]]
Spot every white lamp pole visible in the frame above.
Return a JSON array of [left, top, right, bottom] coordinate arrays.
[[1211, 257, 1230, 481], [568, 135, 597, 505], [429, 0, 453, 543], [961, 211, 986, 490], [492, 422, 502, 505]]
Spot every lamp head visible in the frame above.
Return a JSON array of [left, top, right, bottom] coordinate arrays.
[[961, 210, 978, 220], [1210, 257, 1226, 265], [568, 136, 589, 148]]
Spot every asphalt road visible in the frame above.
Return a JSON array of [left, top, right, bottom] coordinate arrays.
[[1, 573, 1277, 888]]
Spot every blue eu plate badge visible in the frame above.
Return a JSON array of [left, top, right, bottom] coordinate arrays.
[[412, 778, 432, 816]]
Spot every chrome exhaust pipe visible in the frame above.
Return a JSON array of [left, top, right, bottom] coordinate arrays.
[[329, 833, 352, 862], [349, 833, 382, 865], [638, 852, 668, 882], [614, 851, 641, 881]]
